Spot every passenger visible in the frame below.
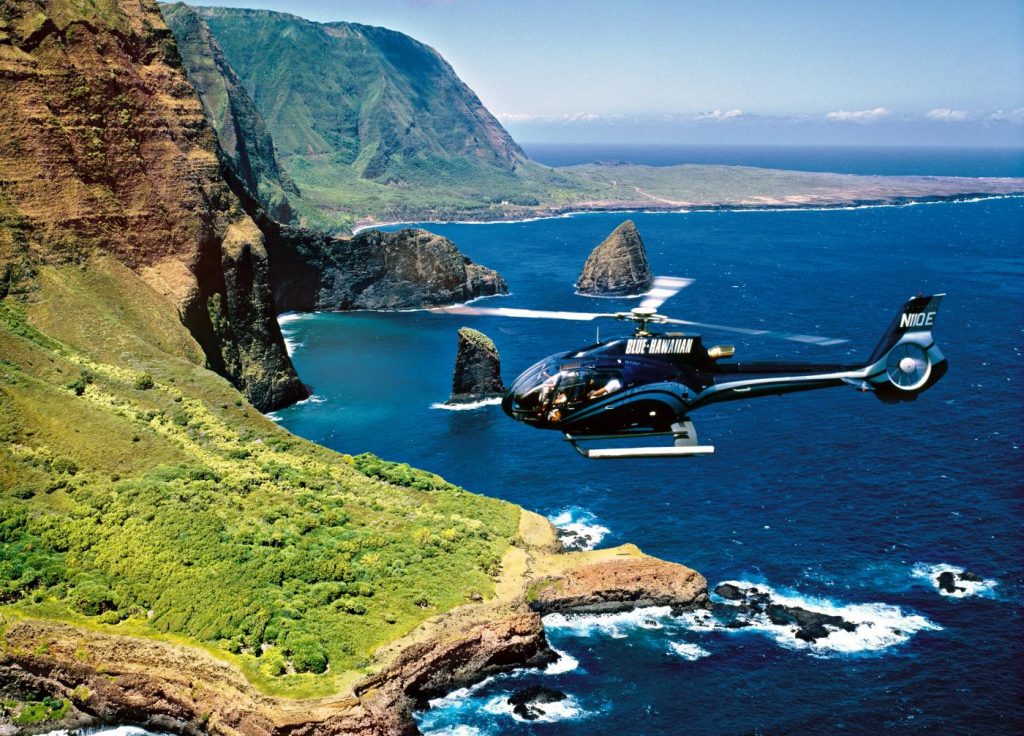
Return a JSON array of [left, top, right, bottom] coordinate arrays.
[[588, 376, 622, 399]]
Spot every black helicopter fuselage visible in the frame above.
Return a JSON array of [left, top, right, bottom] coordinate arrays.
[[502, 331, 866, 436]]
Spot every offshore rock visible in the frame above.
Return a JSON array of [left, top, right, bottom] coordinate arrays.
[[265, 226, 508, 312], [575, 220, 653, 296], [507, 686, 568, 721], [447, 327, 505, 404], [712, 583, 857, 643]]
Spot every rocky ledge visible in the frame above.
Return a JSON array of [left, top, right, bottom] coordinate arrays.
[[446, 327, 505, 404], [0, 514, 706, 736], [265, 225, 508, 312], [575, 220, 653, 296]]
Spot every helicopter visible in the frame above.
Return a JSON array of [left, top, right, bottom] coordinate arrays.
[[434, 277, 947, 458]]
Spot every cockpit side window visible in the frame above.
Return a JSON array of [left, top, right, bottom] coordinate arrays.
[[586, 370, 624, 399], [551, 371, 587, 408]]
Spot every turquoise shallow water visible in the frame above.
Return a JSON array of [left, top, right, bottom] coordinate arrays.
[[266, 197, 1024, 735]]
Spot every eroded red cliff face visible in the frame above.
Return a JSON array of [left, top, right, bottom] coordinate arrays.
[[0, 0, 305, 409]]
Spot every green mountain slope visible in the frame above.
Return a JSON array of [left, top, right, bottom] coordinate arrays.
[[0, 0, 518, 700], [183, 6, 592, 230], [161, 2, 300, 223]]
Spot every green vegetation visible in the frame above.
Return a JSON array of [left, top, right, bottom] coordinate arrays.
[[459, 327, 498, 354], [1, 696, 70, 725], [178, 6, 599, 231], [162, 7, 1022, 232], [161, 3, 300, 222], [0, 260, 520, 696]]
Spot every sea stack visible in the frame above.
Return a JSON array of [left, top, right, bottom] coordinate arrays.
[[575, 220, 654, 296], [447, 327, 506, 404]]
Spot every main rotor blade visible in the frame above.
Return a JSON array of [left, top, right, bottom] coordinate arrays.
[[638, 276, 695, 310], [661, 317, 848, 346], [432, 305, 616, 321]]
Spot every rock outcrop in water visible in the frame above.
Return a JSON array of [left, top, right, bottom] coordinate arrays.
[[575, 220, 653, 296], [507, 686, 568, 721], [936, 569, 985, 595], [713, 583, 857, 642], [262, 225, 508, 312], [447, 327, 505, 404]]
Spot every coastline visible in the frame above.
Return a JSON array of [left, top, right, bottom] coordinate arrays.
[[1, 512, 707, 736], [351, 190, 1024, 233]]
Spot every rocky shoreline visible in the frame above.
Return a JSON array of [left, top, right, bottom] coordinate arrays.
[[0, 513, 707, 736]]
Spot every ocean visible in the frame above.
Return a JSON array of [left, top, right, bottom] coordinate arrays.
[[74, 148, 1024, 735]]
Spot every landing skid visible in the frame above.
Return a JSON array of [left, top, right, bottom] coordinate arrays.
[[564, 420, 715, 459]]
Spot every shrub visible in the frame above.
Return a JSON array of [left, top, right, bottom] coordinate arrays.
[[287, 633, 328, 674], [71, 580, 117, 616], [133, 374, 154, 390]]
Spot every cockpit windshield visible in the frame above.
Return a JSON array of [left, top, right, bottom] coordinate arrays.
[[506, 357, 624, 425]]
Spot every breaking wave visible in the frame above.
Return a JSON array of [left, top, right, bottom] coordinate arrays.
[[678, 580, 942, 656], [548, 507, 611, 551], [911, 563, 999, 598], [543, 606, 675, 639], [430, 397, 502, 411], [668, 641, 712, 660]]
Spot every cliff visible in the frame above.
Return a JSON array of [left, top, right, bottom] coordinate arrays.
[[0, 0, 306, 412], [160, 2, 299, 224], [446, 327, 505, 404], [1, 514, 708, 735], [264, 226, 507, 312], [178, 5, 587, 230], [576, 220, 653, 296]]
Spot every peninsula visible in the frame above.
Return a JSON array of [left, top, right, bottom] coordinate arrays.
[[163, 5, 1024, 233]]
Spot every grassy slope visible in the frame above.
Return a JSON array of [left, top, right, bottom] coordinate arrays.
[[189, 6, 597, 231], [0, 258, 519, 698]]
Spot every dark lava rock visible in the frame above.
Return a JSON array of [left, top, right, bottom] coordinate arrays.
[[937, 571, 959, 593], [714, 583, 743, 600], [267, 226, 508, 312], [446, 327, 505, 404], [936, 569, 982, 594], [507, 686, 567, 721], [714, 582, 857, 642], [575, 220, 653, 296]]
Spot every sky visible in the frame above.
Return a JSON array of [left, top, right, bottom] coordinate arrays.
[[189, 0, 1024, 146]]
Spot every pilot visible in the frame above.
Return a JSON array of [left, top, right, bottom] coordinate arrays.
[[587, 376, 622, 399], [547, 390, 569, 422]]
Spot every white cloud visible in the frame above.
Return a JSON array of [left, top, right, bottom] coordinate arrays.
[[825, 107, 891, 123], [988, 107, 1024, 123], [926, 108, 972, 122], [695, 108, 745, 121], [495, 112, 610, 124]]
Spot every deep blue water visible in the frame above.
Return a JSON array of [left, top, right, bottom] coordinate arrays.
[[523, 143, 1024, 178], [266, 195, 1024, 735]]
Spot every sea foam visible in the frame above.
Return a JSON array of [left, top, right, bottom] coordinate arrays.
[[682, 580, 942, 656], [430, 397, 502, 411], [482, 693, 585, 723], [543, 605, 675, 639], [548, 507, 611, 551], [668, 641, 712, 660], [911, 563, 999, 598]]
